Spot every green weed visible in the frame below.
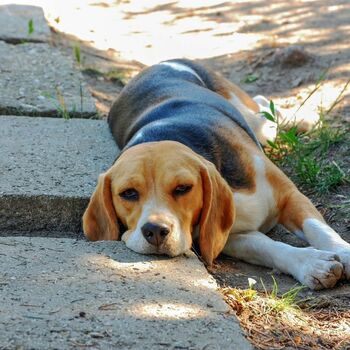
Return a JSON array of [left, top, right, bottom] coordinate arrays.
[[28, 19, 34, 35], [225, 278, 258, 303], [105, 69, 129, 85], [261, 276, 306, 312], [263, 95, 348, 193], [43, 89, 71, 120], [82, 67, 130, 85], [73, 45, 82, 65], [224, 277, 305, 314], [243, 73, 259, 84], [55, 87, 71, 120]]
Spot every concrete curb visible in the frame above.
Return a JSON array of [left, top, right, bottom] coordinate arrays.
[[0, 4, 51, 43], [0, 116, 118, 234], [0, 237, 252, 350], [0, 42, 97, 118], [0, 194, 87, 234]]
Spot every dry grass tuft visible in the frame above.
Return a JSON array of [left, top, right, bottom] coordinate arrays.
[[222, 287, 350, 350]]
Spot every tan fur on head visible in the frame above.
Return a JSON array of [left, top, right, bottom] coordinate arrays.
[[82, 141, 235, 263], [83, 172, 119, 241]]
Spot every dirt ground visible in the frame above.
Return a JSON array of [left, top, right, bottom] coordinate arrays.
[[29, 0, 350, 348]]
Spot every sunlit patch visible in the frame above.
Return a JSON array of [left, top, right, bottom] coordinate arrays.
[[293, 81, 349, 115], [4, 0, 262, 65], [127, 302, 207, 320], [192, 277, 218, 290], [5, 0, 350, 70], [82, 254, 155, 272], [270, 77, 350, 132]]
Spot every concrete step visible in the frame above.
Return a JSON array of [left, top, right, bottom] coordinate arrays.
[[0, 4, 51, 44], [0, 237, 252, 350], [0, 116, 118, 235], [0, 41, 97, 118]]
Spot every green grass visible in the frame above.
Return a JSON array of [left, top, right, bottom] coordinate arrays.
[[242, 73, 259, 84], [224, 278, 257, 303], [43, 89, 71, 120], [224, 277, 306, 313], [82, 66, 130, 85], [222, 278, 346, 350], [73, 45, 82, 65], [28, 19, 34, 35], [260, 276, 306, 313], [55, 87, 71, 120], [263, 99, 348, 193], [105, 69, 129, 85]]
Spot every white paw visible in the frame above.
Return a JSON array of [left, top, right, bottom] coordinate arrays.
[[334, 245, 350, 279], [295, 249, 343, 290]]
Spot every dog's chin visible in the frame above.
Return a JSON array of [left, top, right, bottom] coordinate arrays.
[[121, 229, 191, 258]]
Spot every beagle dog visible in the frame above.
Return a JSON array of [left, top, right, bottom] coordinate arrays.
[[83, 59, 350, 290]]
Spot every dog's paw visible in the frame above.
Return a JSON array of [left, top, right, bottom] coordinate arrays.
[[296, 249, 343, 290], [334, 245, 350, 279]]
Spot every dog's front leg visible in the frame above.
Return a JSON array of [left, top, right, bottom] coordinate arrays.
[[223, 231, 343, 290], [278, 189, 350, 279]]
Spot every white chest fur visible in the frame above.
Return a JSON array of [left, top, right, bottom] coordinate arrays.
[[232, 155, 277, 234]]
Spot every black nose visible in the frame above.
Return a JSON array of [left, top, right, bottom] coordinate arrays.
[[141, 222, 170, 247]]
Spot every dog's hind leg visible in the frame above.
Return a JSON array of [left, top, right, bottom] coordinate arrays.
[[267, 163, 350, 280], [277, 187, 350, 280], [203, 65, 320, 144], [253, 95, 320, 133], [193, 68, 278, 145]]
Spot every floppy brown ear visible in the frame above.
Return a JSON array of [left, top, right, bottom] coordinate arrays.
[[199, 161, 235, 266], [83, 172, 119, 241]]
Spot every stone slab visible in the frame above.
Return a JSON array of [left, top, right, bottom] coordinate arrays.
[[0, 4, 51, 43], [0, 237, 252, 350], [0, 41, 97, 118], [0, 116, 119, 233]]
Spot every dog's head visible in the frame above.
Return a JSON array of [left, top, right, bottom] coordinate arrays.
[[83, 141, 235, 265]]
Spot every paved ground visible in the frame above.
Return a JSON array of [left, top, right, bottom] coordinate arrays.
[[0, 4, 94, 119], [0, 237, 252, 350], [0, 116, 118, 234], [0, 4, 50, 43], [11, 2, 347, 349], [0, 41, 96, 118], [0, 5, 251, 349]]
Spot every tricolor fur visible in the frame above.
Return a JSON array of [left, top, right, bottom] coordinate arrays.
[[83, 59, 350, 290]]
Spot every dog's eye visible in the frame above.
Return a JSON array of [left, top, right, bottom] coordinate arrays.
[[119, 188, 139, 201], [173, 184, 193, 197]]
